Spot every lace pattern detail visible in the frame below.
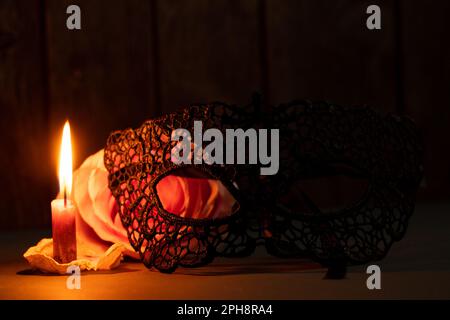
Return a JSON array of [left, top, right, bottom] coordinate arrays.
[[104, 99, 423, 272]]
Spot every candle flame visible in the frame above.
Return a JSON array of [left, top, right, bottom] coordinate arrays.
[[59, 121, 73, 199]]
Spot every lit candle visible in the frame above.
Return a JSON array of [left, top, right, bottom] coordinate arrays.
[[51, 121, 77, 263]]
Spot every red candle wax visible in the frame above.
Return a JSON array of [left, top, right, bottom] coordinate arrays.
[[52, 120, 77, 263], [52, 199, 77, 263]]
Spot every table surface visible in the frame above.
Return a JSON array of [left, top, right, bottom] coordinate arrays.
[[1, 203, 450, 300]]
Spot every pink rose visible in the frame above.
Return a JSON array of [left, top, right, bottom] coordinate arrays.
[[73, 149, 138, 258], [73, 150, 236, 259], [156, 168, 237, 219]]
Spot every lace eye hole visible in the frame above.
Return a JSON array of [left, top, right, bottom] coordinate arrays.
[[155, 168, 238, 220], [279, 165, 369, 215]]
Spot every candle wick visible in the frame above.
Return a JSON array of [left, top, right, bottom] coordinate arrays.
[[64, 188, 67, 208]]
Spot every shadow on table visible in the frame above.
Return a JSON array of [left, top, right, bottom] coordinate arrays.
[[173, 256, 324, 276]]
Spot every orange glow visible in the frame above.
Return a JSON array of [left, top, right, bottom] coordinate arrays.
[[58, 121, 73, 199]]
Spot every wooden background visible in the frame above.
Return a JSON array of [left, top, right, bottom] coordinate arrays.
[[0, 0, 449, 229]]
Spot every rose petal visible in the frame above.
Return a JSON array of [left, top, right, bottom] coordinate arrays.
[[73, 149, 137, 258], [156, 169, 237, 220]]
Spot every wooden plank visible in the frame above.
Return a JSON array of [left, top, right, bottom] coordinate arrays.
[[0, 0, 50, 229], [46, 0, 157, 173], [156, 0, 262, 112], [265, 0, 399, 206], [266, 0, 398, 112], [400, 0, 450, 200]]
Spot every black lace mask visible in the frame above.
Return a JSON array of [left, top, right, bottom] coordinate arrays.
[[104, 98, 423, 273]]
